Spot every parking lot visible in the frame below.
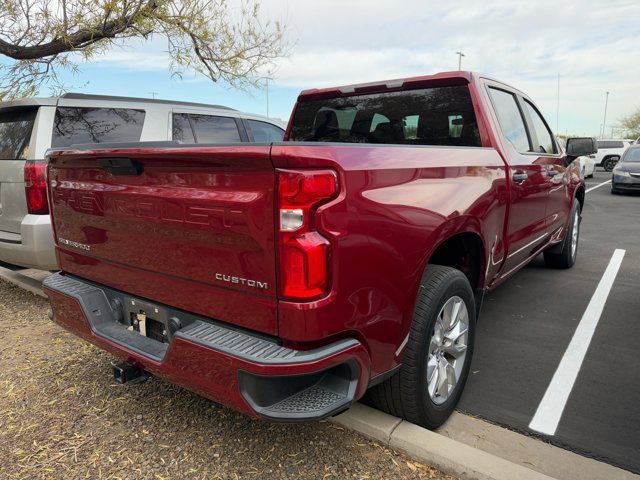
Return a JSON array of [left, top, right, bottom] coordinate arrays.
[[459, 170, 640, 474]]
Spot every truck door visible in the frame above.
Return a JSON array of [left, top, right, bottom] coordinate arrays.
[[487, 86, 550, 277], [519, 99, 569, 238]]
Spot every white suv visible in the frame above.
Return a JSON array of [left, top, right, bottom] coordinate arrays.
[[592, 139, 633, 171], [0, 93, 285, 270]]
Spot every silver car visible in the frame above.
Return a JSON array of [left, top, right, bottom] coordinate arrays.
[[0, 93, 285, 270]]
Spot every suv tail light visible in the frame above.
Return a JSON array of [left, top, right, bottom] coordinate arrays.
[[24, 160, 49, 215], [277, 169, 338, 300]]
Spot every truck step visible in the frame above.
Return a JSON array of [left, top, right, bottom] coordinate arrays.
[[267, 385, 346, 414]]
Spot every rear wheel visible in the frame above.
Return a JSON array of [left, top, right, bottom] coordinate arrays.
[[603, 156, 619, 172], [544, 201, 580, 269], [367, 265, 475, 429]]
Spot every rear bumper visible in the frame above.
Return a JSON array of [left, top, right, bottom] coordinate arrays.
[[43, 273, 371, 421], [0, 214, 58, 270]]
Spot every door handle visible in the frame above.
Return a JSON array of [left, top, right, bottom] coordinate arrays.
[[512, 171, 528, 183]]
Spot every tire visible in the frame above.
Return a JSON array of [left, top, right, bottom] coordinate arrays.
[[366, 265, 475, 429], [603, 156, 619, 172], [544, 201, 581, 269]]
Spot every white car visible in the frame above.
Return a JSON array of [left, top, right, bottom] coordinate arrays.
[[0, 93, 285, 270], [577, 155, 596, 178], [556, 137, 595, 178], [591, 139, 633, 171]]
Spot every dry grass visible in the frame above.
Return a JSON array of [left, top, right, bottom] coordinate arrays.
[[0, 279, 455, 480]]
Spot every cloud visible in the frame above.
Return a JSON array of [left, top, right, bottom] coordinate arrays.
[[85, 0, 640, 134], [92, 41, 171, 72], [260, 0, 640, 135]]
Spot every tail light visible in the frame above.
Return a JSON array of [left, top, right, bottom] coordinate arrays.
[[277, 169, 338, 300], [24, 160, 49, 215]]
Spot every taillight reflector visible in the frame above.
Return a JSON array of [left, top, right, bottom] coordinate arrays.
[[24, 160, 49, 215], [277, 169, 338, 300]]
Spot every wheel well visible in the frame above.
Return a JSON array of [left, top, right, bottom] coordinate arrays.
[[575, 186, 585, 211], [428, 233, 484, 290]]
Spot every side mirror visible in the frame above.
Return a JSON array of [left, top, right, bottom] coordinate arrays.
[[566, 137, 597, 157]]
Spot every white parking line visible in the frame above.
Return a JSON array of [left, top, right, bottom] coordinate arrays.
[[529, 249, 626, 436], [586, 180, 611, 193]]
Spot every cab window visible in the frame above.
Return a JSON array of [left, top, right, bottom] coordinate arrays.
[[523, 100, 557, 154], [488, 87, 530, 153]]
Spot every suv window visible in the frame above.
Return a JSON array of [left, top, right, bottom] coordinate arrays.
[[246, 119, 284, 142], [597, 140, 624, 149], [0, 108, 37, 159], [288, 85, 481, 147], [172, 113, 241, 143], [172, 113, 196, 143], [52, 107, 145, 147], [488, 88, 530, 153], [523, 100, 557, 154]]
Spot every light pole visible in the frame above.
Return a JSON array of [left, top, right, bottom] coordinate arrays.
[[264, 71, 274, 118], [556, 74, 560, 134], [148, 91, 158, 99], [456, 51, 465, 70], [601, 91, 610, 139]]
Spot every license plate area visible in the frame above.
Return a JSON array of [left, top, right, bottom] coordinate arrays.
[[125, 297, 171, 344]]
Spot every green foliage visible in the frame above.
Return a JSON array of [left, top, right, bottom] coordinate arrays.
[[0, 0, 287, 99], [619, 108, 640, 140]]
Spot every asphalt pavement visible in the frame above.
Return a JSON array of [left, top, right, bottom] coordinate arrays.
[[459, 170, 640, 474]]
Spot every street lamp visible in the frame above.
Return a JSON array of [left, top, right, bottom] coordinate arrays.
[[601, 91, 610, 139], [264, 71, 274, 118], [456, 51, 465, 70]]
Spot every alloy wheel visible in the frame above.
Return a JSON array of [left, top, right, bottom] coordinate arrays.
[[427, 296, 469, 405]]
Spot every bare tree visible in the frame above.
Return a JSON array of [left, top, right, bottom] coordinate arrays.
[[0, 0, 287, 99]]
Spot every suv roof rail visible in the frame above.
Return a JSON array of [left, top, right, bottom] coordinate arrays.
[[60, 93, 236, 111]]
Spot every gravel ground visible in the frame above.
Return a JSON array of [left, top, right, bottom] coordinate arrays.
[[0, 279, 455, 480]]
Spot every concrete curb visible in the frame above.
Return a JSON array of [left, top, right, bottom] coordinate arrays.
[[331, 403, 556, 480], [0, 266, 47, 298]]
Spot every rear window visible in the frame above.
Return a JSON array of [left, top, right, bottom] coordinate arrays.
[[0, 107, 37, 159], [288, 85, 481, 147], [172, 113, 241, 143], [597, 140, 624, 149], [52, 107, 145, 148]]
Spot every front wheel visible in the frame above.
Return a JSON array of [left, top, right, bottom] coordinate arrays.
[[544, 201, 581, 269], [366, 265, 475, 429]]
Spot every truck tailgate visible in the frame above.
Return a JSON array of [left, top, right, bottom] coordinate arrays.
[[47, 145, 278, 335]]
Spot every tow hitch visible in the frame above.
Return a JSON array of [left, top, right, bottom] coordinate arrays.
[[113, 362, 150, 384]]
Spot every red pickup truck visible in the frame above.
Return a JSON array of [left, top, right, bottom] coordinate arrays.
[[43, 71, 595, 429]]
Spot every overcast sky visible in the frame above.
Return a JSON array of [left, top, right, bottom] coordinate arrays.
[[52, 0, 640, 136]]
